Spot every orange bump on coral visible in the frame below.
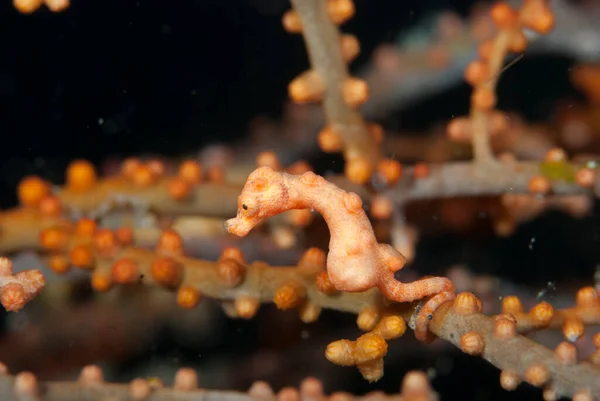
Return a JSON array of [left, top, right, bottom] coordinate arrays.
[[173, 368, 198, 391], [377, 159, 402, 186], [460, 331, 485, 355], [177, 286, 201, 309], [168, 177, 191, 201], [66, 160, 97, 191], [499, 370, 521, 391], [529, 301, 554, 326], [111, 258, 140, 284], [274, 282, 306, 310], [69, 245, 94, 269], [356, 307, 380, 332], [524, 363, 549, 387], [156, 229, 184, 255], [151, 257, 183, 288], [91, 272, 112, 292], [17, 176, 50, 208], [217, 258, 245, 287]]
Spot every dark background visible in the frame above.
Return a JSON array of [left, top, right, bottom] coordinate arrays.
[[0, 0, 577, 202]]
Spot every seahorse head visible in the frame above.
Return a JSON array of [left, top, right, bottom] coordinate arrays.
[[225, 166, 288, 237]]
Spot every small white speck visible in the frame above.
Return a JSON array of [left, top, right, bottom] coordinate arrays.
[[98, 118, 104, 125]]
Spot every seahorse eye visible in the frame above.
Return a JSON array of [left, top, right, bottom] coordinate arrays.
[[242, 204, 248, 210]]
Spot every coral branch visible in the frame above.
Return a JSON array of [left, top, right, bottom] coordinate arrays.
[[384, 160, 598, 203], [0, 364, 434, 401], [430, 302, 600, 399], [290, 0, 379, 182]]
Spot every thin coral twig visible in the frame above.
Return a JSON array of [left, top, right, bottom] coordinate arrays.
[[290, 0, 379, 181]]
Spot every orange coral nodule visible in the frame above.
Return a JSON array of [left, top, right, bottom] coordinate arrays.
[[69, 245, 95, 269], [146, 159, 165, 178], [168, 177, 191, 201], [372, 315, 406, 339], [501, 295, 524, 315], [340, 34, 360, 63], [370, 195, 393, 220], [234, 296, 260, 319], [529, 301, 554, 326], [178, 160, 203, 185], [494, 315, 517, 340], [18, 176, 50, 208], [219, 247, 245, 265], [318, 126, 343, 153], [131, 164, 155, 187], [575, 167, 596, 189], [345, 157, 372, 185], [206, 165, 225, 183], [354, 333, 388, 364], [544, 147, 568, 163], [282, 10, 302, 33], [38, 196, 62, 217], [377, 159, 402, 186], [76, 218, 97, 237], [554, 341, 577, 366], [499, 371, 521, 391], [115, 226, 134, 245], [464, 60, 490, 86], [507, 31, 528, 53], [151, 257, 183, 289], [177, 286, 201, 309], [472, 87, 497, 110], [40, 227, 68, 251], [217, 258, 245, 287], [453, 292, 482, 315], [298, 247, 326, 275], [519, 0, 555, 34], [489, 2, 519, 29], [91, 272, 112, 292], [44, 0, 70, 12], [446, 117, 471, 142], [523, 363, 549, 387], [327, 0, 355, 25], [13, 0, 43, 13], [357, 307, 380, 331], [562, 319, 584, 343], [315, 271, 337, 295], [528, 176, 551, 195], [286, 160, 312, 175], [48, 255, 70, 274], [460, 331, 485, 355], [576, 286, 599, 308], [121, 158, 142, 178], [342, 78, 368, 108], [111, 258, 140, 284], [288, 70, 324, 104], [66, 160, 97, 192], [256, 151, 282, 171], [156, 229, 184, 255], [93, 229, 118, 256], [273, 282, 306, 310]]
